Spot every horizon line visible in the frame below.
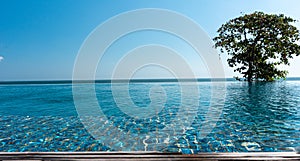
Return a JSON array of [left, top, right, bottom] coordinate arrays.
[[1, 77, 300, 84]]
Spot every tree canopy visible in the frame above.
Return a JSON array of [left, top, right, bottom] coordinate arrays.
[[213, 11, 300, 82]]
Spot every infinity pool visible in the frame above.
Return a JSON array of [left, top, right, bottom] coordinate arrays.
[[0, 81, 299, 153]]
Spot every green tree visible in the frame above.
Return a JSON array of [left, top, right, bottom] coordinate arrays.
[[213, 11, 300, 82]]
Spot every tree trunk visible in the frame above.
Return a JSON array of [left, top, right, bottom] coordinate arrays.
[[247, 62, 253, 82], [247, 46, 255, 82]]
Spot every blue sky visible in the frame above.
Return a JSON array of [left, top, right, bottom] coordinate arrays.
[[0, 0, 300, 80]]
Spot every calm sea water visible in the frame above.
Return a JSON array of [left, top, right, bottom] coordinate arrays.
[[0, 80, 299, 153]]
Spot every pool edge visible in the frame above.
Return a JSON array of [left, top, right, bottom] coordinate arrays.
[[0, 152, 299, 160]]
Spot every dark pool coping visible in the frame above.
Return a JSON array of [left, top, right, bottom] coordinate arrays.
[[0, 152, 299, 160]]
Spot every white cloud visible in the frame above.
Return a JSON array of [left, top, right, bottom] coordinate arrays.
[[0, 56, 3, 62]]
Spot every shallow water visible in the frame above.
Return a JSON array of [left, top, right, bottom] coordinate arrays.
[[0, 81, 299, 153]]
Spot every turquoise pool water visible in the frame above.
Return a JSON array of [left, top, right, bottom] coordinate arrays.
[[0, 81, 299, 153]]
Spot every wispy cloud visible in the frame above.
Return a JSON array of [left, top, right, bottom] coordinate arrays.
[[0, 56, 3, 62]]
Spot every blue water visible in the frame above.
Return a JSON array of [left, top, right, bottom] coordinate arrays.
[[0, 81, 299, 153]]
